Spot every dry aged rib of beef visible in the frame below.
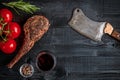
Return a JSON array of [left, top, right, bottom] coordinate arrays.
[[7, 15, 50, 68]]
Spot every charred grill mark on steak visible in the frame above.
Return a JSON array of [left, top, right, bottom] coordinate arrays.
[[7, 15, 50, 68]]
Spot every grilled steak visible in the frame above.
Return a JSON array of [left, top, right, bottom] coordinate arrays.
[[7, 15, 50, 68]]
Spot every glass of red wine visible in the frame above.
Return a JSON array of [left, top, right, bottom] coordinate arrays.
[[36, 50, 56, 72]]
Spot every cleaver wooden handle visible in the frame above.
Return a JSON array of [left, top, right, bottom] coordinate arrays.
[[111, 30, 120, 41], [105, 23, 120, 41]]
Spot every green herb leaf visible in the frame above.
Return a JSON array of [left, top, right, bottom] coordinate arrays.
[[2, 0, 40, 14]]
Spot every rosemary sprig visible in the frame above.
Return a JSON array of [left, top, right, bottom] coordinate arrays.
[[2, 0, 40, 15]]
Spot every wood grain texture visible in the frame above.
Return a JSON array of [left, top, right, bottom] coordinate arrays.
[[0, 0, 120, 80]]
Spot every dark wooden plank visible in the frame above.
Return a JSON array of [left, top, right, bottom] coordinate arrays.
[[0, 0, 120, 80]]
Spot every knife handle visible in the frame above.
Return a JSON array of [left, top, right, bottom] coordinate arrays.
[[111, 30, 120, 41]]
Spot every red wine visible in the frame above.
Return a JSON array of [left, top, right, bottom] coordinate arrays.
[[36, 51, 56, 71]]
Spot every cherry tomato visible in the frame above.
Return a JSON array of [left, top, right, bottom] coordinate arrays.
[[0, 24, 2, 30], [0, 41, 2, 49], [4, 22, 21, 39], [0, 9, 13, 23], [0, 39, 16, 54]]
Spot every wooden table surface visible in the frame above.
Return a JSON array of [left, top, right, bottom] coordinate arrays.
[[0, 0, 120, 80]]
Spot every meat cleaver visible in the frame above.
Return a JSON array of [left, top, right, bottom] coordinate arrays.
[[68, 8, 120, 41]]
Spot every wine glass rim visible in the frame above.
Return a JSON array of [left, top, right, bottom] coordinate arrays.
[[36, 50, 56, 72]]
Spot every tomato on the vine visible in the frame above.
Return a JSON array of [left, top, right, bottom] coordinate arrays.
[[0, 9, 21, 55], [0, 9, 13, 23], [0, 39, 16, 54], [4, 22, 21, 39]]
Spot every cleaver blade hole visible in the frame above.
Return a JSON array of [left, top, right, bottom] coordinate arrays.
[[76, 9, 80, 12]]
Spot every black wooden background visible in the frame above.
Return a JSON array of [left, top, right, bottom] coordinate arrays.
[[0, 0, 120, 80]]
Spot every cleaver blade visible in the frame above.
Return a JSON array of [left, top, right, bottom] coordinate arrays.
[[68, 8, 120, 41], [68, 8, 106, 41]]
